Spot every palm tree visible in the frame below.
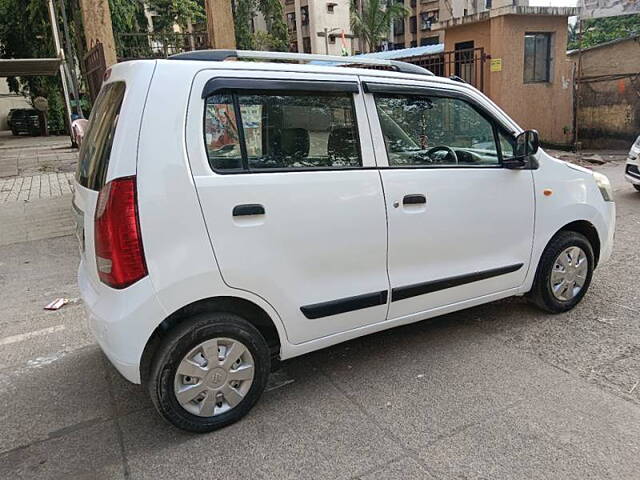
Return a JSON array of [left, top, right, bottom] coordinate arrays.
[[351, 0, 410, 53]]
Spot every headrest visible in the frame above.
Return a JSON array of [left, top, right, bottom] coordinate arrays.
[[328, 127, 359, 165], [276, 128, 310, 160]]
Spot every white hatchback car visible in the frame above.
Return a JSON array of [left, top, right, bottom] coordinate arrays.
[[625, 135, 640, 191], [74, 50, 615, 432]]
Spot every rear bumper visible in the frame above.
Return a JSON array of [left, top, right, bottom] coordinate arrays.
[[79, 260, 166, 384]]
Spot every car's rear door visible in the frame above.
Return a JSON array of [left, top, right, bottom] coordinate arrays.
[[186, 70, 389, 345], [361, 76, 535, 321]]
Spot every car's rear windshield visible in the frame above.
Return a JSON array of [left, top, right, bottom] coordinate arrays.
[[76, 82, 126, 191]]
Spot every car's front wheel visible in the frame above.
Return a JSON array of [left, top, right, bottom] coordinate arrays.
[[528, 231, 594, 313], [148, 312, 270, 433]]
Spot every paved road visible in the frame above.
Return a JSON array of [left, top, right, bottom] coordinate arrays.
[[0, 161, 638, 479]]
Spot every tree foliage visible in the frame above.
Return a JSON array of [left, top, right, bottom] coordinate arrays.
[[0, 0, 68, 131], [568, 13, 640, 50], [233, 0, 288, 51], [351, 0, 409, 53], [147, 0, 206, 32]]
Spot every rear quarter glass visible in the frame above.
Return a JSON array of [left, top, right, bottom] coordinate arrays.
[[76, 82, 126, 191]]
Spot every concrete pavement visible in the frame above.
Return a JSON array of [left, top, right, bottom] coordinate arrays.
[[0, 161, 638, 479], [0, 133, 77, 246]]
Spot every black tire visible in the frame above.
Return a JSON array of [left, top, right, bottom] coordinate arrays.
[[528, 230, 594, 313], [634, 184, 640, 192], [10, 128, 18, 136], [147, 312, 270, 433]]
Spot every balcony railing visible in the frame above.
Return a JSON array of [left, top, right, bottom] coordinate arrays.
[[116, 32, 209, 61]]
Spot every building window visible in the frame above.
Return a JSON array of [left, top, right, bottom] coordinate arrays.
[[301, 6, 309, 26], [289, 41, 298, 52], [485, 0, 492, 8], [524, 32, 552, 83], [393, 18, 404, 36], [303, 36, 311, 53], [410, 16, 417, 33], [410, 40, 417, 47], [329, 35, 336, 44], [411, 0, 417, 7], [421, 11, 438, 30], [286, 12, 296, 31], [420, 36, 439, 46], [327, 2, 336, 13]]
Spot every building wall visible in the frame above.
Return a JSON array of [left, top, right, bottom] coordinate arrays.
[[283, 0, 354, 55], [393, 0, 444, 49], [570, 37, 640, 148], [444, 14, 573, 145]]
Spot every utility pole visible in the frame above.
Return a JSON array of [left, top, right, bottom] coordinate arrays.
[[47, 0, 74, 141], [204, 0, 236, 48], [323, 27, 341, 55], [57, 0, 83, 118]]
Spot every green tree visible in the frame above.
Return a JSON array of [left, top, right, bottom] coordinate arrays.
[[147, 0, 206, 32], [233, 0, 289, 51], [0, 0, 69, 132], [350, 0, 409, 53], [568, 13, 640, 50]]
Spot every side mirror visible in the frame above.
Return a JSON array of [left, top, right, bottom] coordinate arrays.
[[504, 129, 540, 169]]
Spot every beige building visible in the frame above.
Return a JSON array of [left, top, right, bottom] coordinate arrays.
[[430, 4, 576, 145], [391, 0, 444, 49], [283, 0, 356, 55]]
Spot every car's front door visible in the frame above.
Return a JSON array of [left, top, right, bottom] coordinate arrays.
[[186, 71, 389, 344], [362, 78, 535, 321]]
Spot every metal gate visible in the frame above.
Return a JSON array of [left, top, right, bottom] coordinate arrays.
[[83, 41, 106, 103], [401, 47, 488, 92]]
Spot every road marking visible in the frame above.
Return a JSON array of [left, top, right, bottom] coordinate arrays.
[[0, 325, 66, 346]]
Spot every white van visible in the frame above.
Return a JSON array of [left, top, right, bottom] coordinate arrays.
[[73, 51, 615, 432]]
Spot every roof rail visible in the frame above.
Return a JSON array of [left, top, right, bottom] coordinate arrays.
[[168, 49, 434, 76]]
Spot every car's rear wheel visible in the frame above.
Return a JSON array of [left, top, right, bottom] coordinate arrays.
[[528, 231, 594, 313], [148, 312, 270, 433]]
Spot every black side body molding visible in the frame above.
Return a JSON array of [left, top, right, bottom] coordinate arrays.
[[301, 290, 388, 320], [391, 263, 524, 302]]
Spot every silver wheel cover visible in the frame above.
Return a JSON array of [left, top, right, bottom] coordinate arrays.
[[173, 337, 255, 417], [550, 246, 588, 301]]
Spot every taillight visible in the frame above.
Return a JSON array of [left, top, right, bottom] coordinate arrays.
[[94, 176, 147, 289]]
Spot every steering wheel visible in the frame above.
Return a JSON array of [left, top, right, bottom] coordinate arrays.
[[426, 145, 458, 164]]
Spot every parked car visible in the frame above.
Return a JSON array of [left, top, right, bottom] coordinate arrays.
[[624, 135, 640, 192], [73, 51, 616, 433], [7, 108, 40, 136]]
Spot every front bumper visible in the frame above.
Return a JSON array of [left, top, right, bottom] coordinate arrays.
[[79, 260, 166, 384], [625, 162, 640, 186]]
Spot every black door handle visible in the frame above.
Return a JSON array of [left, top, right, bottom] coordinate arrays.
[[403, 194, 426, 205], [233, 204, 265, 217]]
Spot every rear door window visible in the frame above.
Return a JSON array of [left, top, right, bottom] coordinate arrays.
[[204, 90, 361, 171], [76, 82, 126, 190]]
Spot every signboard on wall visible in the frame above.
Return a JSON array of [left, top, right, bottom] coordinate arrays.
[[490, 58, 502, 72], [579, 0, 640, 19]]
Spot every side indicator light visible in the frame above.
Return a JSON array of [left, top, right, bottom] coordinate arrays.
[[543, 189, 553, 197]]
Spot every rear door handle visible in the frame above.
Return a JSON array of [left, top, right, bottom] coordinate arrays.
[[233, 204, 265, 217], [403, 194, 426, 205]]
